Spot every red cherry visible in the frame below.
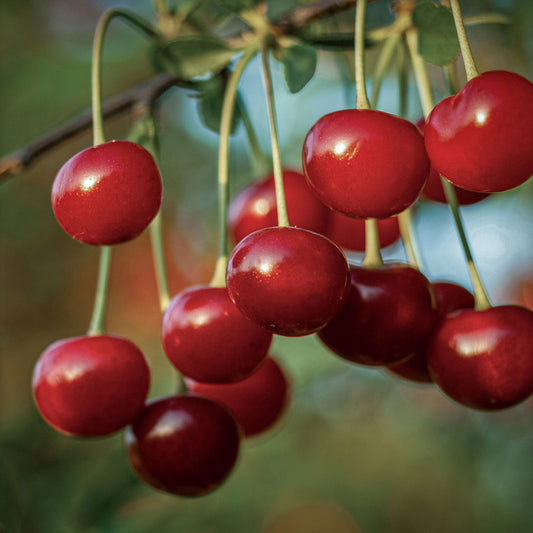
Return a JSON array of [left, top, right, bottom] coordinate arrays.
[[318, 264, 435, 366], [303, 109, 430, 219], [186, 357, 289, 438], [51, 140, 162, 245], [161, 286, 272, 383], [226, 226, 350, 337], [326, 212, 400, 252], [425, 71, 533, 193], [427, 305, 533, 410], [228, 170, 329, 243], [32, 335, 150, 437], [416, 119, 489, 205], [125, 394, 240, 496], [388, 282, 475, 383]]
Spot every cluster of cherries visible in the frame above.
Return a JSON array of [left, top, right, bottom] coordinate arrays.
[[33, 68, 533, 497]]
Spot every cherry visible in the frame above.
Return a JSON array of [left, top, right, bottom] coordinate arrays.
[[228, 170, 329, 243], [51, 140, 162, 245], [303, 109, 430, 219], [318, 263, 435, 366], [427, 305, 533, 410], [226, 226, 350, 337], [416, 119, 489, 205], [161, 286, 272, 383], [388, 282, 475, 383], [125, 394, 240, 496], [424, 71, 533, 193], [326, 212, 400, 252], [32, 335, 150, 437], [186, 357, 289, 438]]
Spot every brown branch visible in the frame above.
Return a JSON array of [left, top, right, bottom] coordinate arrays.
[[0, 0, 358, 182]]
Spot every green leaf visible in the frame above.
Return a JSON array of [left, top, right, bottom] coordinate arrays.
[[192, 75, 242, 134], [412, 0, 460, 66], [215, 0, 259, 11], [277, 42, 317, 93], [150, 35, 238, 80]]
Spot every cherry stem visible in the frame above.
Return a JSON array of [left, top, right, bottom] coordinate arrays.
[[371, 32, 401, 109], [87, 246, 112, 336], [210, 45, 258, 288], [91, 9, 159, 146], [354, 0, 370, 110], [260, 40, 289, 227], [362, 219, 384, 267], [396, 37, 409, 117], [236, 93, 269, 176], [449, 0, 478, 81], [406, 27, 491, 310], [398, 208, 425, 271]]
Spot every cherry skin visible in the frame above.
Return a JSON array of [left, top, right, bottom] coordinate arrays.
[[226, 226, 350, 337], [416, 119, 489, 205], [388, 282, 475, 383], [228, 170, 329, 243], [52, 140, 162, 245], [125, 394, 240, 496], [318, 264, 435, 366], [326, 212, 400, 252], [32, 335, 150, 437], [185, 357, 289, 438], [425, 71, 533, 193], [427, 305, 533, 410], [303, 109, 430, 219], [161, 286, 272, 383]]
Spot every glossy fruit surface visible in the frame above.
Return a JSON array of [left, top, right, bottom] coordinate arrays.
[[32, 335, 150, 436], [186, 357, 289, 438], [388, 282, 475, 383], [52, 140, 162, 245], [228, 170, 329, 243], [427, 305, 533, 410], [161, 286, 272, 383], [126, 394, 240, 496], [318, 264, 435, 366], [425, 71, 533, 193], [303, 109, 429, 219], [326, 212, 400, 252], [416, 119, 489, 205], [226, 226, 350, 336]]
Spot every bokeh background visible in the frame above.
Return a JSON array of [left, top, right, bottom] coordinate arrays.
[[1, 1, 533, 532]]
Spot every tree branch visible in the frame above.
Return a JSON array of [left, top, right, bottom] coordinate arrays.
[[0, 0, 358, 182]]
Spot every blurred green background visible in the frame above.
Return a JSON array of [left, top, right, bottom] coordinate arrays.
[[1, 1, 533, 532]]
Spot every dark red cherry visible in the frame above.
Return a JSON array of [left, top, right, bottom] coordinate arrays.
[[326, 212, 400, 252], [125, 394, 240, 496], [32, 335, 150, 437], [416, 119, 489, 205], [318, 264, 435, 366], [226, 226, 350, 337], [388, 282, 475, 383], [425, 71, 533, 193], [427, 305, 533, 410], [303, 109, 430, 219], [161, 286, 272, 383], [186, 357, 289, 438], [228, 170, 329, 243], [51, 140, 162, 245]]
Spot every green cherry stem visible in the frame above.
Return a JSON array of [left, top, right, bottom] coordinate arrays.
[[260, 40, 289, 228], [396, 37, 409, 118], [398, 209, 424, 270], [87, 246, 112, 336], [354, 0, 370, 110], [449, 0, 478, 81], [406, 27, 491, 310], [361, 219, 384, 268], [210, 45, 258, 288], [91, 9, 159, 146]]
